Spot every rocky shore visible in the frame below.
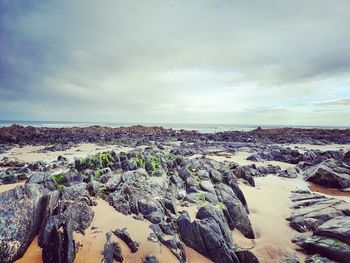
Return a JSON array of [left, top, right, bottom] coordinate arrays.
[[0, 125, 350, 263]]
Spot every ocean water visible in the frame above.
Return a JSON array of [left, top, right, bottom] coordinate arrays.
[[0, 120, 348, 134]]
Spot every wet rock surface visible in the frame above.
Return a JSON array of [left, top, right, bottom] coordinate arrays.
[[289, 190, 350, 263]]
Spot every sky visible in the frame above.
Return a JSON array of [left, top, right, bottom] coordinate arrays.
[[1, 0, 350, 126]]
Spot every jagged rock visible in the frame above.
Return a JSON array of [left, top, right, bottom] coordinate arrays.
[[278, 167, 299, 178], [314, 216, 350, 244], [26, 172, 56, 191], [343, 151, 350, 164], [105, 174, 122, 191], [305, 254, 337, 263], [87, 181, 101, 196], [304, 159, 350, 189], [199, 180, 215, 193], [216, 183, 254, 238], [0, 172, 17, 184], [38, 186, 94, 262], [0, 184, 47, 263], [288, 192, 350, 232], [142, 255, 159, 263], [293, 235, 350, 263], [233, 166, 256, 187], [177, 211, 239, 263], [102, 232, 123, 263], [246, 154, 262, 162], [113, 228, 139, 253]]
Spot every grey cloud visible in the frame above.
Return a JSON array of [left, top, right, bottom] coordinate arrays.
[[314, 98, 350, 107], [1, 0, 350, 125]]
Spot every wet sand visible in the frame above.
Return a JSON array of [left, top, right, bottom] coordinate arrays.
[[207, 151, 295, 170], [308, 183, 350, 202], [4, 143, 133, 163], [0, 181, 24, 193], [235, 175, 308, 263]]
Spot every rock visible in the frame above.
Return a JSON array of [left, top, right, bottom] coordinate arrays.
[[278, 167, 299, 179], [1, 172, 17, 184], [102, 232, 123, 263], [105, 174, 122, 191], [199, 180, 215, 193], [234, 166, 256, 187], [304, 159, 350, 189], [113, 228, 139, 253], [246, 154, 262, 162], [209, 169, 224, 183], [196, 205, 233, 244], [177, 212, 239, 263], [288, 193, 349, 232], [293, 235, 350, 263], [39, 186, 94, 261], [314, 216, 350, 244], [87, 181, 101, 196], [0, 184, 46, 262], [343, 151, 350, 164], [216, 183, 255, 238], [18, 167, 31, 174], [26, 172, 56, 191], [305, 254, 337, 263], [143, 255, 159, 263], [42, 221, 76, 263]]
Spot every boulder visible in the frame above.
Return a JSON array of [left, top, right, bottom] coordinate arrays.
[[177, 212, 239, 263], [293, 235, 350, 263], [304, 159, 350, 189], [314, 216, 350, 245], [216, 183, 255, 238], [0, 184, 46, 263], [113, 228, 139, 253]]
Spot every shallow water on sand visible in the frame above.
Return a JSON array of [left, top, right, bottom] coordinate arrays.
[[236, 175, 308, 263]]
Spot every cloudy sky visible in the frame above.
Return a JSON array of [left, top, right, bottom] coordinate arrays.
[[1, 0, 350, 126]]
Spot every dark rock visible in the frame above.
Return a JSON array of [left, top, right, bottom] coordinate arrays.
[[293, 235, 350, 263], [142, 255, 159, 263], [216, 183, 254, 238], [314, 216, 350, 245], [103, 232, 123, 263], [234, 166, 256, 187], [305, 254, 337, 263], [247, 154, 262, 162], [304, 159, 350, 189], [177, 212, 239, 263], [26, 172, 56, 191], [343, 151, 350, 164], [1, 172, 17, 184], [113, 228, 139, 253], [0, 184, 46, 262], [278, 167, 299, 179]]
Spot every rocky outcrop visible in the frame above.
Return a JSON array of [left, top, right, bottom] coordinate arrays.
[[304, 159, 350, 189], [293, 235, 350, 263], [113, 228, 139, 253], [314, 216, 350, 245], [0, 184, 47, 263], [289, 190, 350, 263], [177, 211, 239, 263]]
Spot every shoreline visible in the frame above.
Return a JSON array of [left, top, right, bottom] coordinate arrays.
[[1, 132, 350, 263]]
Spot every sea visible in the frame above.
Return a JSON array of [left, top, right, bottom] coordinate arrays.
[[0, 120, 349, 134]]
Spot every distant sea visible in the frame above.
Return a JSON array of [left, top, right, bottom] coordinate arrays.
[[0, 120, 349, 134]]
